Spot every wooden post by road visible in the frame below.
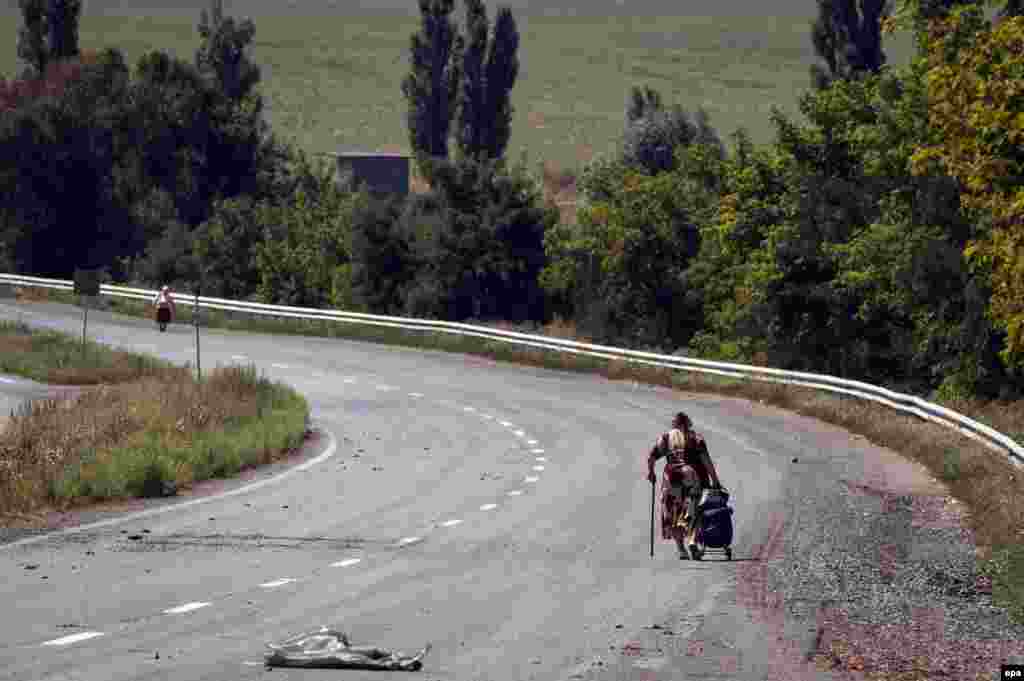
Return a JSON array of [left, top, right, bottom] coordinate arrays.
[[73, 270, 100, 358], [650, 479, 656, 558]]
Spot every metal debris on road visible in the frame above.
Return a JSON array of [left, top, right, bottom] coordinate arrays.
[[264, 627, 431, 671]]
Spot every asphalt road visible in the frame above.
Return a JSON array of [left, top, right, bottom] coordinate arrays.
[[0, 373, 63, 423], [0, 299, 892, 680]]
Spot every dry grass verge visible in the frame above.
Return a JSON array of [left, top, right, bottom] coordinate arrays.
[[0, 316, 171, 384], [11, 287, 1024, 622], [0, 318, 309, 517]]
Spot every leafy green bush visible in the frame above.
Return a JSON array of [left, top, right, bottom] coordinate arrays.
[[253, 167, 358, 309]]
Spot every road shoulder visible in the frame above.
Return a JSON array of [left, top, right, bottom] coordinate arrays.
[[0, 426, 332, 547]]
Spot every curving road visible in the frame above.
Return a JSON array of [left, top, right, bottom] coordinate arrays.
[[0, 299, 923, 680]]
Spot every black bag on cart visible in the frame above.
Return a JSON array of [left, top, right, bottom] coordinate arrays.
[[698, 488, 734, 549]]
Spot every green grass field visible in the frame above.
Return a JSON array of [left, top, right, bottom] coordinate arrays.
[[0, 3, 914, 172]]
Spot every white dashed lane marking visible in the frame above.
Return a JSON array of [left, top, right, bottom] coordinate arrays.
[[499, 421, 513, 427], [480, 503, 498, 511], [535, 456, 547, 462], [530, 448, 545, 454], [532, 465, 545, 471], [397, 536, 422, 546], [527, 439, 538, 445], [260, 578, 297, 588], [507, 490, 524, 497], [462, 406, 476, 412], [441, 519, 463, 527], [513, 430, 526, 437], [271, 363, 290, 369], [524, 476, 539, 483], [482, 414, 494, 420], [331, 558, 361, 568], [41, 631, 104, 646], [164, 602, 210, 615], [231, 355, 247, 361], [376, 384, 397, 391], [342, 377, 357, 384], [408, 392, 424, 398]]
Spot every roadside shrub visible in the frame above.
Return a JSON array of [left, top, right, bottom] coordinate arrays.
[[982, 543, 1024, 625]]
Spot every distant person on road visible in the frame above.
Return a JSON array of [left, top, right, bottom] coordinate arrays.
[[153, 285, 176, 329], [646, 411, 723, 559]]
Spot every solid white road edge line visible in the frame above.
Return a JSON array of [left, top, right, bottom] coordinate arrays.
[[271, 363, 290, 369], [2, 428, 338, 551], [0, 377, 17, 384], [41, 631, 104, 646], [331, 558, 361, 568], [164, 602, 211, 615]]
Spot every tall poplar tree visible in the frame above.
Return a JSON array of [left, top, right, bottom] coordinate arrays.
[[455, 0, 489, 159], [810, 0, 888, 89], [17, 0, 81, 78], [483, 7, 519, 160], [401, 0, 464, 167]]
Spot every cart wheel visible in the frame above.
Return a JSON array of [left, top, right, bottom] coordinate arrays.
[[725, 547, 732, 561]]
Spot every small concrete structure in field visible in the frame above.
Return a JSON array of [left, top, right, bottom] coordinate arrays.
[[328, 149, 411, 198]]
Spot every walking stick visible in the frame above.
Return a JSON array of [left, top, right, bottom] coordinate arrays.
[[650, 477, 655, 558]]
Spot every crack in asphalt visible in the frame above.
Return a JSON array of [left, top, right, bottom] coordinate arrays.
[[112, 533, 374, 552]]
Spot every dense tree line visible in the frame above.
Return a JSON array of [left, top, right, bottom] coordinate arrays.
[[2, 0, 1023, 400], [0, 0, 548, 325], [0, 0, 297, 282], [542, 0, 1024, 399]]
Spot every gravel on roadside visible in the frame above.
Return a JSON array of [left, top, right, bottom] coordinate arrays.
[[750, 442, 1024, 680]]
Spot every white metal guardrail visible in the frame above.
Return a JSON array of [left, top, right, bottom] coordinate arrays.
[[1, 272, 1021, 467]]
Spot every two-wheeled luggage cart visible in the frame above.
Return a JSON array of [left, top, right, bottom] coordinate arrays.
[[693, 487, 734, 561]]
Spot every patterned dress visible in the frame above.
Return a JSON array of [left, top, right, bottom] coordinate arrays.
[[649, 429, 712, 543]]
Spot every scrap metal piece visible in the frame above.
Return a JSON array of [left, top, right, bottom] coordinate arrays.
[[264, 627, 431, 671]]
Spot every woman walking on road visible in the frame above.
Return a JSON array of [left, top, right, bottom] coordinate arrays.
[[153, 285, 176, 331], [646, 412, 723, 560]]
